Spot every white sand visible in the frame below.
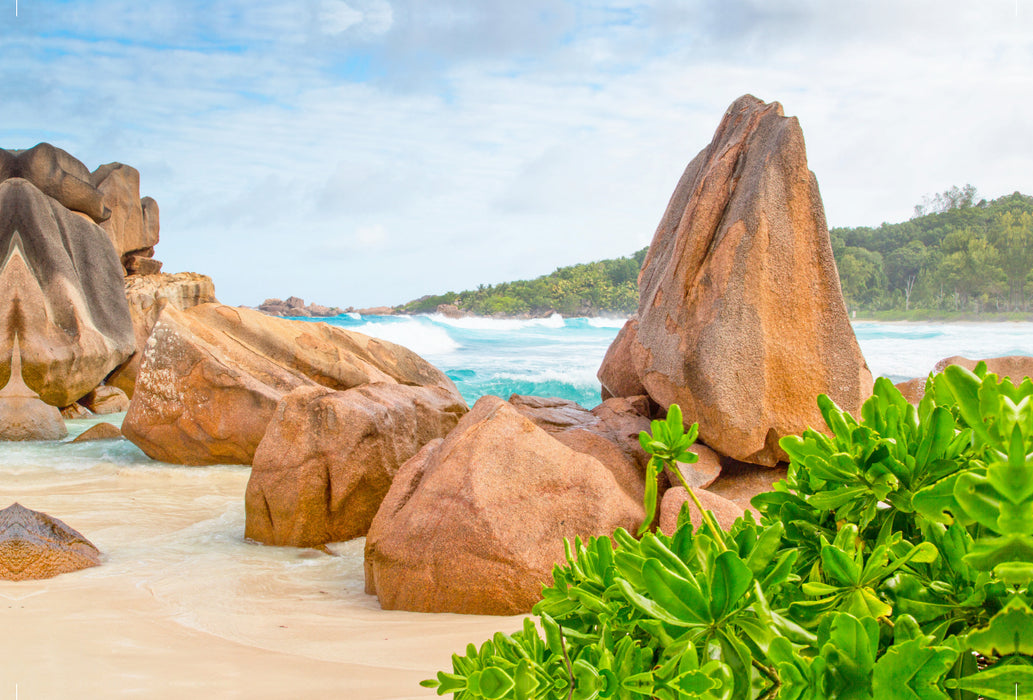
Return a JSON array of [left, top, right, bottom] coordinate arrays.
[[1, 431, 523, 699]]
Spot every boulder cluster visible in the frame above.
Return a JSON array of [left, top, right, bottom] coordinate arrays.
[[0, 143, 211, 441], [3, 99, 1026, 608], [258, 296, 344, 318]]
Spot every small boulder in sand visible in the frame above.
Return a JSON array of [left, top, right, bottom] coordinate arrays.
[[0, 503, 100, 581]]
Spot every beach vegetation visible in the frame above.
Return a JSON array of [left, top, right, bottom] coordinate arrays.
[[423, 364, 1033, 698], [398, 248, 647, 317], [834, 189, 1033, 315], [398, 190, 1033, 319]]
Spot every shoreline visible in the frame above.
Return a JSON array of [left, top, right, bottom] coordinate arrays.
[[288, 308, 1033, 324]]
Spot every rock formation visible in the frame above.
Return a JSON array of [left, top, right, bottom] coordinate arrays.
[[896, 355, 1033, 405], [258, 297, 344, 318], [244, 383, 467, 547], [0, 144, 162, 276], [0, 177, 135, 407], [510, 394, 653, 502], [0, 337, 67, 441], [658, 487, 744, 535], [70, 422, 122, 443], [78, 385, 130, 414], [933, 355, 1033, 383], [105, 272, 218, 398], [122, 303, 463, 465], [0, 503, 100, 580], [598, 95, 872, 466], [0, 143, 110, 222], [364, 396, 643, 615]]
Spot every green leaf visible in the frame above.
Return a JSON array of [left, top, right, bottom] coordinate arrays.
[[872, 639, 957, 700], [708, 551, 753, 620], [639, 558, 708, 625], [469, 667, 515, 699], [945, 661, 1033, 700], [966, 596, 1033, 657], [638, 458, 659, 536], [821, 543, 861, 585]]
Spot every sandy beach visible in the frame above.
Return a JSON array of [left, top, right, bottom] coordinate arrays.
[[0, 423, 521, 699]]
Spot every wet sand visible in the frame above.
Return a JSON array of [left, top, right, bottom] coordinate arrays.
[[1, 419, 522, 699]]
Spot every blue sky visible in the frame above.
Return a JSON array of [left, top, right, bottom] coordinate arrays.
[[3, 0, 1032, 307]]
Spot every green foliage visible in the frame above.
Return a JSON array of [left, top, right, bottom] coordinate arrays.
[[833, 189, 1033, 313], [425, 367, 1033, 699], [398, 248, 648, 317], [398, 191, 1033, 319]]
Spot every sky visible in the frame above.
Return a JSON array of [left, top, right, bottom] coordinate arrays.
[[2, 1, 1032, 308]]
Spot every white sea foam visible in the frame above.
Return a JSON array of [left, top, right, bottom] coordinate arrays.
[[345, 312, 361, 320], [354, 318, 460, 355], [853, 322, 1033, 381], [586, 317, 629, 329], [490, 366, 601, 389], [426, 312, 566, 331]]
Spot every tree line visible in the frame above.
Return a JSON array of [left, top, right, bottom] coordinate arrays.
[[833, 188, 1033, 314], [398, 248, 647, 317], [397, 188, 1033, 318]]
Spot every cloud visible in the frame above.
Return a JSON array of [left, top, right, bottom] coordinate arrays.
[[319, 0, 394, 37], [3, 0, 1031, 309]]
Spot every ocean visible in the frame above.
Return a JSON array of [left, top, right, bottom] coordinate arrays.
[[315, 314, 1033, 408], [3, 318, 1033, 696]]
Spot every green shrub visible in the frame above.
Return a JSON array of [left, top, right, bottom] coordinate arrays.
[[423, 364, 1033, 699]]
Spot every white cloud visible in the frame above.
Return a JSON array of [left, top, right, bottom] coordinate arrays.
[[318, 0, 394, 37], [5, 0, 1032, 308], [320, 1, 365, 35]]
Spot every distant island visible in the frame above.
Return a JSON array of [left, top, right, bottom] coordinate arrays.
[[388, 188, 1033, 320]]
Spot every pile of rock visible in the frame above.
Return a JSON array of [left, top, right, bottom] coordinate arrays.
[[0, 144, 162, 277], [0, 143, 219, 431], [111, 95, 874, 616], [258, 297, 344, 317]]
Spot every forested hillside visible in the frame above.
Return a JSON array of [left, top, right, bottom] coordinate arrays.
[[398, 248, 647, 316], [833, 188, 1033, 313], [397, 188, 1033, 318]]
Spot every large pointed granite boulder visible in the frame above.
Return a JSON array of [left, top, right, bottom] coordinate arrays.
[[244, 383, 467, 547], [599, 95, 872, 466], [0, 503, 100, 580], [364, 396, 643, 615], [0, 178, 135, 407], [122, 303, 464, 465], [0, 337, 67, 441]]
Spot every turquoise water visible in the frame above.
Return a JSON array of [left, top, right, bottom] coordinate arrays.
[[309, 314, 1033, 409]]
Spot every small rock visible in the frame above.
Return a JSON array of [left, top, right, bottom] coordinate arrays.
[[0, 503, 101, 580], [78, 385, 130, 415], [71, 423, 122, 443], [665, 442, 723, 489], [61, 403, 94, 420], [706, 459, 787, 511], [658, 487, 744, 535], [895, 377, 927, 405]]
